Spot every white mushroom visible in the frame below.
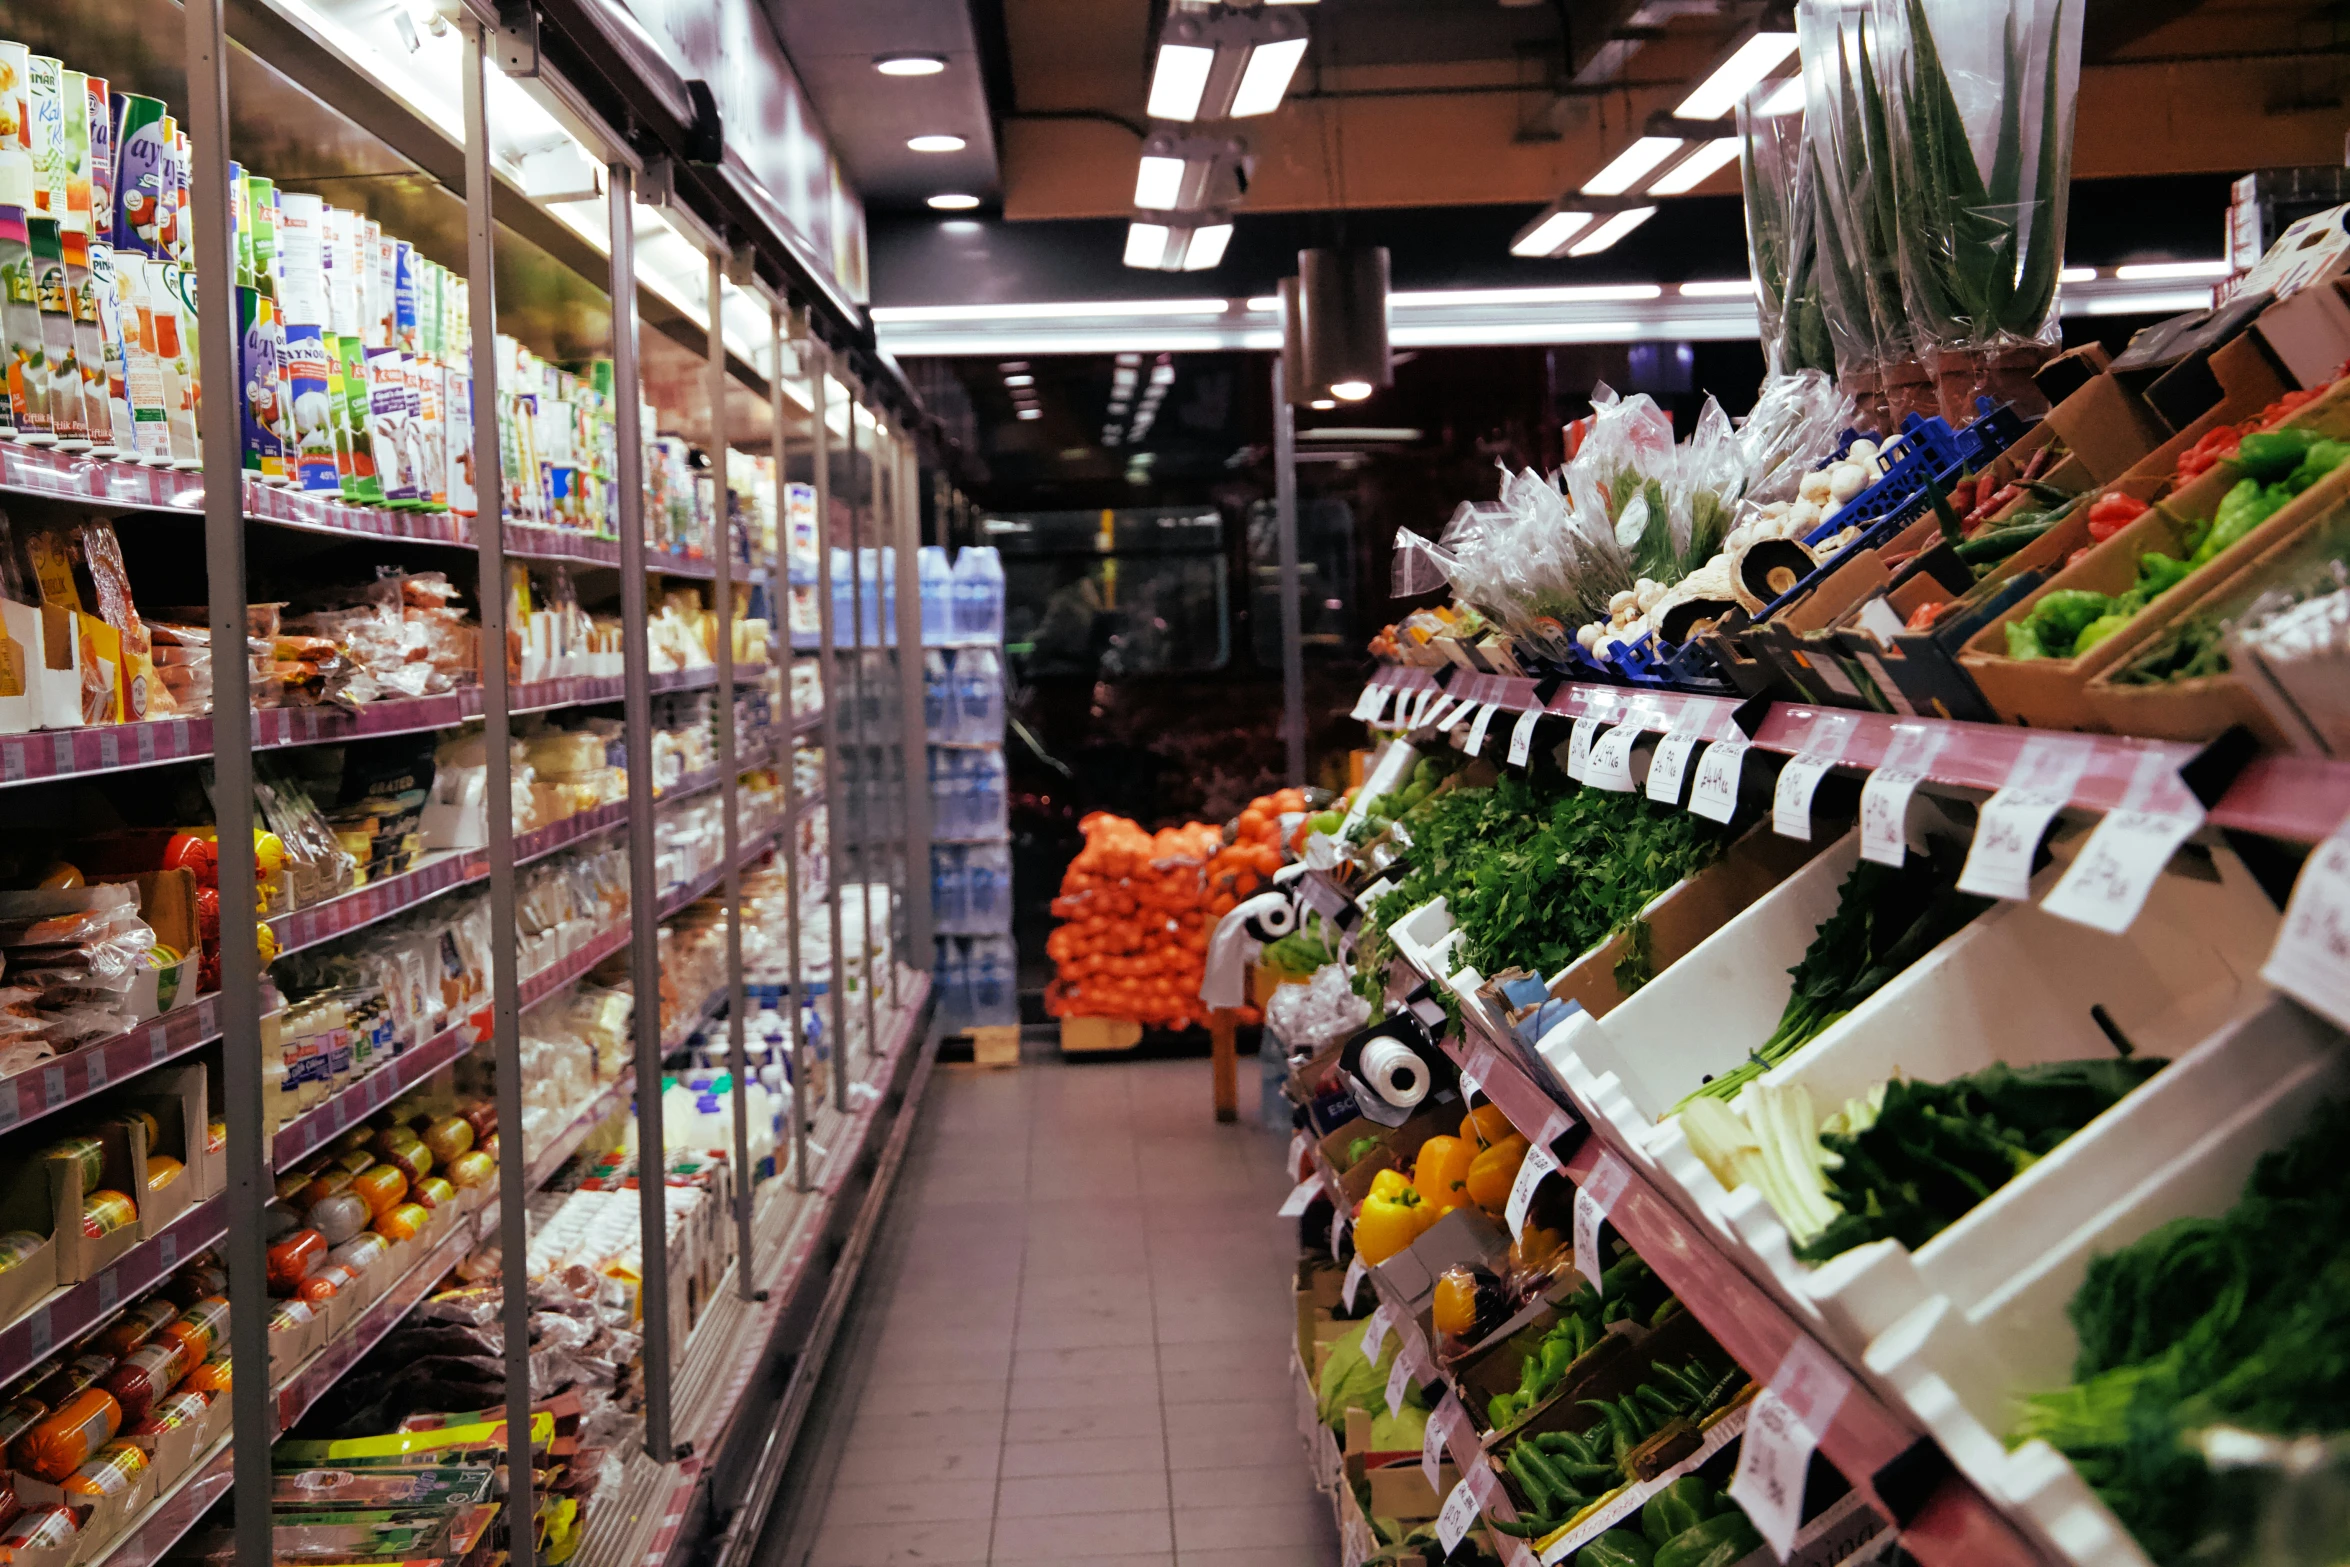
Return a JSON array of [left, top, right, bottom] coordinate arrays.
[[1577, 622, 1602, 651], [1827, 461, 1869, 502], [1636, 579, 1666, 613], [1786, 500, 1822, 535], [1819, 497, 1844, 526], [1846, 438, 1880, 468], [1608, 588, 1639, 616], [1799, 468, 1834, 504]]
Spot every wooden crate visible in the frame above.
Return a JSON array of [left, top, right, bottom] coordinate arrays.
[[1059, 1016, 1143, 1053], [966, 1025, 1021, 1068]]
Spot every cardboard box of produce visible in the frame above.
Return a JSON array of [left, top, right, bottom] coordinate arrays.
[[1373, 1204, 1505, 1311], [1316, 1100, 1461, 1206], [2046, 370, 2174, 484], [2256, 275, 2350, 389]]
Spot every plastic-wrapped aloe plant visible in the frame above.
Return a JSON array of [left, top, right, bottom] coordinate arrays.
[[1738, 81, 1835, 378]]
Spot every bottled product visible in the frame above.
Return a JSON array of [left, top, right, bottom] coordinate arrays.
[[954, 648, 1003, 741], [918, 546, 952, 643], [963, 843, 1010, 929], [923, 651, 952, 740], [934, 937, 971, 1018], [967, 750, 1006, 840], [969, 936, 1013, 1017], [951, 546, 1003, 642]]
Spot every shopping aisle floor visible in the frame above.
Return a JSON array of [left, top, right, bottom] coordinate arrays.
[[770, 1051, 1339, 1566]]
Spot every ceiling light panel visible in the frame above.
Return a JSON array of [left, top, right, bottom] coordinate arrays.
[[907, 134, 967, 153], [1147, 42, 1217, 121], [1675, 29, 1799, 121], [1567, 206, 1658, 255], [1649, 136, 1741, 195], [1149, 5, 1311, 123], [928, 193, 980, 210], [1583, 137, 1683, 196], [1510, 210, 1593, 258], [875, 54, 946, 75]]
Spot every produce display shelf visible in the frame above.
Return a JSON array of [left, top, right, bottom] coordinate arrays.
[[0, 997, 222, 1135], [1360, 663, 2350, 845], [1345, 925, 2053, 1567], [577, 977, 931, 1567]]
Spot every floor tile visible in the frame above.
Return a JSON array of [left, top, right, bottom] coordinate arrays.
[[1165, 1422, 1302, 1472], [999, 1400, 1166, 1443], [1158, 1399, 1292, 1442], [1009, 1344, 1151, 1382], [1173, 1500, 1335, 1552], [848, 1381, 1010, 1422], [993, 1469, 1171, 1518], [988, 1509, 1174, 1561], [824, 1440, 998, 1492], [1006, 1368, 1163, 1412], [815, 1479, 997, 1528], [1158, 1366, 1290, 1406], [998, 1433, 1169, 1479], [804, 1519, 990, 1566], [843, 1409, 1009, 1454], [1169, 1463, 1329, 1511]]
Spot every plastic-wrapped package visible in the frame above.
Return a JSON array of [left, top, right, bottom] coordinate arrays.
[[1738, 88, 1835, 377], [1796, 0, 1903, 428], [1263, 963, 1370, 1055]]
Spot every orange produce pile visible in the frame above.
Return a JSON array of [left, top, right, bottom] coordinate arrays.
[[1043, 790, 1309, 1032]]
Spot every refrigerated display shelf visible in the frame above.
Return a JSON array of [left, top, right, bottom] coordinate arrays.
[[575, 975, 932, 1567], [0, 997, 221, 1135], [1327, 890, 2052, 1567], [1361, 663, 2350, 845]]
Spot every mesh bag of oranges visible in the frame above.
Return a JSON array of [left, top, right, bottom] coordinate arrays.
[[1043, 813, 1221, 1030]]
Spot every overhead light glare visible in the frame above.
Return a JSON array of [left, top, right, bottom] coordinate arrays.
[[1123, 222, 1171, 269], [927, 193, 981, 211], [1759, 76, 1806, 116], [1150, 364, 1177, 385], [1147, 41, 1217, 121], [1675, 29, 1799, 121], [1567, 206, 1658, 256], [1229, 35, 1309, 117], [1649, 137, 1741, 195], [1330, 380, 1373, 402], [1116, 353, 1143, 366], [1393, 283, 1660, 307], [1003, 373, 1035, 386], [1309, 398, 1336, 409], [871, 298, 1228, 323], [1679, 278, 1756, 297], [1016, 408, 1042, 420], [1182, 221, 1233, 270], [907, 134, 967, 153], [2059, 266, 2097, 283], [1583, 137, 1683, 196], [875, 54, 946, 76], [2114, 260, 2230, 280], [1510, 210, 1593, 258], [1134, 156, 1188, 211]]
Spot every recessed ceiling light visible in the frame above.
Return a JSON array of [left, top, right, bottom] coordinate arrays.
[[1016, 408, 1041, 420], [1309, 398, 1336, 410], [875, 54, 946, 76], [1330, 380, 1373, 402], [908, 134, 967, 153], [1003, 373, 1035, 387], [927, 193, 980, 211], [940, 220, 981, 234]]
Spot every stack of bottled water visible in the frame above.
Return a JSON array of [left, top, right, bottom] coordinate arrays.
[[920, 545, 1014, 1028]]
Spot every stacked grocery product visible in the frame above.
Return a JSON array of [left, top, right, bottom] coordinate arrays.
[[925, 544, 1014, 1028]]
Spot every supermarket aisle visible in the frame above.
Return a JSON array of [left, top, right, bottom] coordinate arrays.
[[776, 1051, 1337, 1566]]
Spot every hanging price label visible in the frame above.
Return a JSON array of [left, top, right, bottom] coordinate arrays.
[[1648, 734, 1700, 803], [1386, 1332, 1430, 1417], [1343, 1254, 1368, 1312], [1441, 696, 1479, 732], [1411, 687, 1439, 728], [1585, 721, 1643, 793], [1858, 725, 1949, 867], [1505, 1134, 1561, 1237], [1332, 1203, 1351, 1260], [2043, 750, 2204, 936], [1464, 703, 1498, 756], [1565, 717, 1600, 780], [2262, 816, 2350, 1032], [1362, 1302, 1396, 1362], [1770, 717, 1852, 842], [1435, 1474, 1484, 1556], [1457, 1042, 1495, 1108], [1727, 1337, 1855, 1559], [1573, 1152, 1631, 1293], [1278, 1175, 1322, 1218], [1352, 683, 1392, 722], [1958, 737, 2094, 900], [1506, 707, 1543, 768], [1289, 1128, 1311, 1179], [1422, 694, 1458, 731], [1423, 1392, 1466, 1491], [1687, 740, 1750, 824]]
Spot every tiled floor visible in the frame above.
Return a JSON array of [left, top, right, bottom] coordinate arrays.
[[787, 1052, 1338, 1567]]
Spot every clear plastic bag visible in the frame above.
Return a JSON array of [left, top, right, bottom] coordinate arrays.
[[1264, 963, 1370, 1055], [1737, 90, 1836, 377], [1796, 1, 1906, 414]]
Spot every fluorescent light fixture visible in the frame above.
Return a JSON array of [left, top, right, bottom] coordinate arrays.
[[1245, 294, 1280, 311], [1297, 427, 1420, 441], [875, 54, 946, 75], [908, 134, 967, 153], [1680, 278, 1756, 297], [1568, 206, 1657, 256], [1510, 210, 1593, 257], [1150, 6, 1311, 122], [1229, 35, 1309, 116], [1393, 284, 1661, 308], [1183, 221, 1233, 270], [2114, 260, 2230, 280], [1116, 353, 1142, 365], [928, 193, 981, 210], [1016, 408, 1042, 420], [2059, 266, 2097, 283], [941, 219, 982, 234], [1649, 137, 1741, 195], [872, 298, 1229, 323], [1113, 369, 1140, 389], [2070, 286, 2215, 317], [1150, 364, 1177, 385], [1003, 373, 1035, 386], [1330, 380, 1373, 401], [1675, 29, 1799, 121], [1309, 398, 1336, 409], [1148, 42, 1217, 120], [1110, 401, 1129, 414], [1583, 137, 1682, 196], [1759, 76, 1805, 116], [1124, 221, 1172, 269], [1135, 156, 1187, 210]]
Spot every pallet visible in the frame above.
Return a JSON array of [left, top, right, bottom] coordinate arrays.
[[963, 1024, 1021, 1068], [1059, 1016, 1144, 1054]]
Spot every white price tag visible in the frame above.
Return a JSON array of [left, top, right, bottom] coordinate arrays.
[[1289, 1128, 1311, 1179], [1573, 1152, 1631, 1293], [1688, 740, 1750, 824], [2264, 817, 2350, 1032], [1422, 694, 1458, 731], [1435, 1475, 1484, 1556], [1423, 1392, 1465, 1491], [1648, 733, 1701, 803], [1959, 738, 2094, 901], [1506, 707, 1542, 768], [1362, 1303, 1395, 1362], [1277, 1176, 1321, 1218], [1505, 1137, 1560, 1237], [1728, 1337, 1854, 1560], [1457, 1043, 1495, 1108], [1409, 687, 1438, 729], [1858, 725, 1950, 867], [1464, 703, 1498, 756], [1331, 1205, 1350, 1262], [1565, 716, 1599, 780], [1384, 1333, 1428, 1417], [1352, 683, 1391, 722], [1343, 1255, 1368, 1312], [1440, 696, 1478, 733], [1585, 721, 1643, 793], [1772, 754, 1839, 841], [2043, 752, 2204, 936]]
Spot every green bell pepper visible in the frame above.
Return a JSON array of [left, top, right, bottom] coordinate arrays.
[[2285, 438, 2350, 495], [1577, 1529, 1657, 1567], [2072, 612, 2133, 656], [1653, 1512, 1765, 1567], [2231, 427, 2320, 481], [1641, 1477, 1722, 1546], [2190, 478, 2290, 565]]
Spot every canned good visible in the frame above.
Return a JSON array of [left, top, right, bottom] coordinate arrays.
[[79, 1189, 135, 1239], [60, 1438, 147, 1497]]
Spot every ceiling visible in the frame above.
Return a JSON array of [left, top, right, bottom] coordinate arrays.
[[759, 0, 1003, 206]]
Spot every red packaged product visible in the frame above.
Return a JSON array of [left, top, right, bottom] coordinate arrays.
[[102, 1341, 191, 1423], [11, 1387, 122, 1481], [126, 1388, 208, 1437], [93, 1299, 180, 1360], [267, 1231, 327, 1294]]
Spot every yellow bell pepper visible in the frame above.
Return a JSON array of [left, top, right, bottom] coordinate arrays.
[[1413, 1134, 1476, 1214], [1367, 1167, 1413, 1202], [1465, 1133, 1529, 1214], [1355, 1186, 1432, 1265], [1461, 1102, 1516, 1151]]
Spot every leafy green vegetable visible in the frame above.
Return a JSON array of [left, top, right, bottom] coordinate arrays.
[[2010, 1097, 2350, 1562], [1795, 1057, 2166, 1262]]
